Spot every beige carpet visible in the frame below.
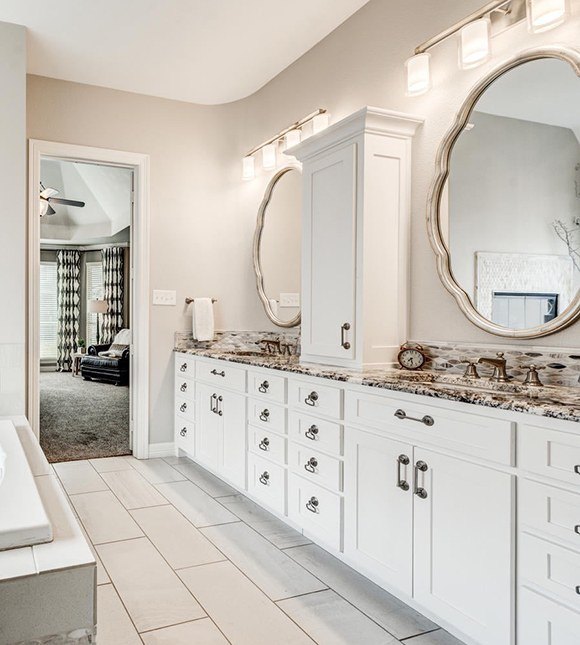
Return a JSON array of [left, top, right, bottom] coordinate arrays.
[[40, 371, 130, 463]]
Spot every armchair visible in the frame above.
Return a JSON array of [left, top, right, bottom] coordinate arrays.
[[80, 341, 130, 386]]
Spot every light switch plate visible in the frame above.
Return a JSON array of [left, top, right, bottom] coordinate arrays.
[[280, 293, 300, 308], [153, 290, 176, 306]]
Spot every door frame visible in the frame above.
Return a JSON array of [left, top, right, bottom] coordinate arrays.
[[28, 139, 151, 459]]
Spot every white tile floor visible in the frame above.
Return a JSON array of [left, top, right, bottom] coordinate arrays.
[[53, 455, 466, 645]]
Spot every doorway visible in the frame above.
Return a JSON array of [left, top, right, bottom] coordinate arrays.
[[29, 141, 150, 460]]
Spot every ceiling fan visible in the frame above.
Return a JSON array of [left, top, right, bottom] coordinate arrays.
[[39, 183, 86, 217]]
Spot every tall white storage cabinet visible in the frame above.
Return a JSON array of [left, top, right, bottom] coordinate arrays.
[[290, 107, 423, 369]]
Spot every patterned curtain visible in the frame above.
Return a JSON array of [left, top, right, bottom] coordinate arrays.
[[56, 250, 80, 371], [101, 247, 125, 344]]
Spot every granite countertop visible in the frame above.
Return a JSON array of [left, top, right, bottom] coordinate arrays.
[[175, 347, 580, 423]]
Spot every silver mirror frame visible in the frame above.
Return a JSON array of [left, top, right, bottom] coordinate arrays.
[[253, 164, 302, 328], [427, 46, 580, 339]]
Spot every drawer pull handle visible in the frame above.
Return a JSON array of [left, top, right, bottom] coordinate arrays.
[[397, 454, 410, 491], [217, 395, 223, 416], [304, 457, 318, 473], [210, 393, 217, 414], [341, 322, 351, 350], [180, 382, 188, 392], [258, 380, 270, 393], [394, 409, 434, 427], [306, 496, 319, 513], [576, 585, 580, 596], [575, 525, 580, 535], [305, 391, 319, 406], [305, 425, 319, 440], [259, 471, 270, 485], [575, 465, 580, 476], [180, 427, 187, 437], [211, 369, 226, 377], [180, 402, 187, 413], [259, 437, 270, 451], [259, 409, 270, 422], [180, 363, 187, 372], [414, 460, 428, 499]]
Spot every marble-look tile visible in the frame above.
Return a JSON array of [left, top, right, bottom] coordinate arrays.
[[171, 458, 237, 497], [97, 537, 205, 633], [96, 550, 110, 585], [219, 493, 311, 549], [89, 457, 134, 473], [278, 589, 400, 644], [53, 460, 108, 495], [286, 545, 437, 640], [97, 584, 141, 645], [178, 561, 314, 644], [70, 491, 143, 545], [124, 456, 186, 484], [201, 522, 326, 601], [140, 619, 228, 645], [401, 629, 465, 644], [155, 480, 239, 528], [101, 469, 168, 509], [130, 505, 225, 570]]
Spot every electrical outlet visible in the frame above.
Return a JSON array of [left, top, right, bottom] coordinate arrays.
[[279, 293, 300, 308], [153, 290, 176, 306]]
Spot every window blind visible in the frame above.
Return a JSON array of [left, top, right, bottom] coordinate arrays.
[[40, 262, 58, 360], [86, 262, 104, 344]]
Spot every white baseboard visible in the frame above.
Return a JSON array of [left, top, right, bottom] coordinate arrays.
[[147, 441, 175, 458]]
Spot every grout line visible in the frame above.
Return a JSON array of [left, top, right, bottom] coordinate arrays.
[[401, 627, 442, 641], [275, 587, 330, 603]]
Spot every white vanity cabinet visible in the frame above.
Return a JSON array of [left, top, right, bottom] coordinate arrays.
[[291, 107, 423, 369]]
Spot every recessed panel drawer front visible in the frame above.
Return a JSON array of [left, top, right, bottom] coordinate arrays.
[[519, 479, 580, 549], [175, 353, 195, 377], [345, 390, 513, 465], [289, 412, 343, 456], [248, 399, 286, 434], [519, 425, 580, 488], [518, 586, 580, 645], [195, 359, 246, 392], [247, 453, 286, 515], [175, 397, 195, 423], [248, 370, 286, 404], [520, 532, 580, 607], [175, 416, 195, 455], [288, 473, 342, 551], [175, 375, 195, 402], [288, 379, 343, 420], [288, 443, 342, 492], [248, 427, 286, 465]]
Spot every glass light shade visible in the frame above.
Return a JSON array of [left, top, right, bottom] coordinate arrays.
[[242, 156, 255, 180], [405, 53, 431, 97], [262, 144, 277, 170], [459, 19, 491, 70], [284, 129, 301, 150], [526, 0, 569, 32], [312, 113, 330, 134]]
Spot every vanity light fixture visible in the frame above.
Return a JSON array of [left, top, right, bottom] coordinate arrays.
[[527, 0, 569, 32], [312, 113, 330, 134], [405, 53, 431, 96], [242, 156, 255, 181], [262, 144, 277, 170], [459, 18, 492, 69], [284, 129, 301, 150]]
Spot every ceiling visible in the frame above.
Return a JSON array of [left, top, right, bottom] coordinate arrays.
[[0, 0, 370, 105]]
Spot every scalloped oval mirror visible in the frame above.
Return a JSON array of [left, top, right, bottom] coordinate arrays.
[[428, 49, 580, 338], [253, 165, 302, 328]]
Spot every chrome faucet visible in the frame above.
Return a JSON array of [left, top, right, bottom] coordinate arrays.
[[477, 352, 509, 382]]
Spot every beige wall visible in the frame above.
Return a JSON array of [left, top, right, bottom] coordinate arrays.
[[27, 0, 580, 445]]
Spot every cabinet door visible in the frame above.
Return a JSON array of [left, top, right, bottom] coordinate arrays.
[[302, 143, 357, 363], [343, 427, 413, 596], [219, 389, 246, 489], [413, 449, 514, 645], [195, 382, 220, 471]]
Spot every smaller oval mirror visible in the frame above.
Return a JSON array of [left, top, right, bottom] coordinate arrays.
[[253, 166, 302, 327]]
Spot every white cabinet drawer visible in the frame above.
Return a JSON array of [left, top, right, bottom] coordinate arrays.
[[288, 443, 342, 492], [248, 427, 286, 465], [519, 425, 580, 488], [520, 533, 580, 607], [288, 379, 343, 420], [519, 479, 580, 550], [175, 375, 195, 401], [345, 390, 514, 465], [175, 396, 195, 423], [175, 417, 195, 455], [289, 412, 343, 456], [248, 399, 286, 434], [175, 353, 195, 377], [288, 473, 342, 551], [518, 586, 580, 645], [196, 359, 246, 392], [248, 370, 286, 404], [247, 453, 286, 515]]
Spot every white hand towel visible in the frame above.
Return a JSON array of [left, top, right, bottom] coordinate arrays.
[[192, 298, 215, 342]]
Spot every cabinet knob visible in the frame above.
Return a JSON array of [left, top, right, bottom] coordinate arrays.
[[576, 585, 580, 596], [341, 322, 351, 350], [575, 525, 580, 535], [575, 465, 580, 475], [304, 457, 318, 473], [180, 382, 187, 392], [306, 496, 319, 513], [305, 425, 319, 440], [259, 471, 270, 485], [259, 437, 270, 451], [305, 391, 319, 406], [180, 363, 187, 372], [179, 402, 187, 413], [180, 427, 187, 437], [258, 380, 269, 393], [414, 460, 428, 499], [211, 369, 226, 377], [259, 409, 270, 422]]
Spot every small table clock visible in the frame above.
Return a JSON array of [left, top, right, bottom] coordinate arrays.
[[397, 342, 427, 371]]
